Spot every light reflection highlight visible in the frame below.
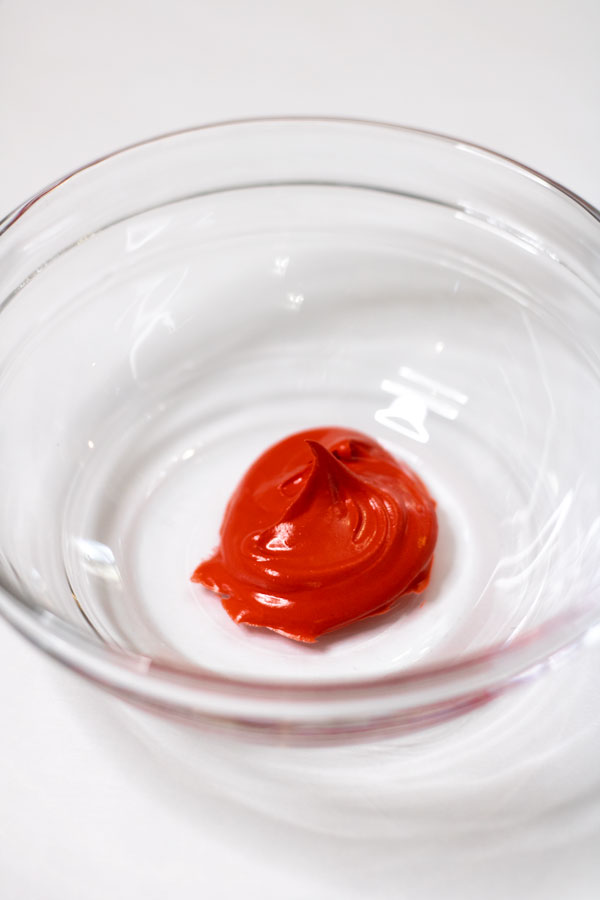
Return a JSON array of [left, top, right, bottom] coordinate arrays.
[[375, 366, 468, 443], [74, 538, 121, 582]]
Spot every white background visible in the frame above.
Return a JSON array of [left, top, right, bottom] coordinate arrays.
[[1, 1, 600, 898]]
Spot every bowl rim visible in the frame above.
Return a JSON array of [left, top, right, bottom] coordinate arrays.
[[2, 115, 599, 232], [1, 116, 599, 727]]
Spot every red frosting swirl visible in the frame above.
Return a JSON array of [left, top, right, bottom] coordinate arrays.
[[192, 427, 437, 642]]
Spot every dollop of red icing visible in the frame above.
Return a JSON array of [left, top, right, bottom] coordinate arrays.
[[192, 427, 437, 642]]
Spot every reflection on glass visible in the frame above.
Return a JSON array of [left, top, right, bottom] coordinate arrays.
[[375, 366, 468, 443]]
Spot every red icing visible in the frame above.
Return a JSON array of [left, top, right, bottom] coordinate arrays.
[[192, 427, 437, 642]]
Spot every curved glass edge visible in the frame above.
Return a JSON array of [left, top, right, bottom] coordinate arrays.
[[1, 582, 599, 732], [1, 117, 599, 235]]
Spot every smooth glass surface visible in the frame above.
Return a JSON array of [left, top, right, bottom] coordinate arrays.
[[1, 119, 599, 737]]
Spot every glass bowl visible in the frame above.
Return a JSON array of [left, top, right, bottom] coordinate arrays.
[[1, 118, 599, 742]]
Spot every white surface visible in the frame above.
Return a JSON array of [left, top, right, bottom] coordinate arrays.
[[1, 1, 600, 897]]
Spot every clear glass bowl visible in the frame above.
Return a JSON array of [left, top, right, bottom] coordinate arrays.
[[1, 118, 599, 741]]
